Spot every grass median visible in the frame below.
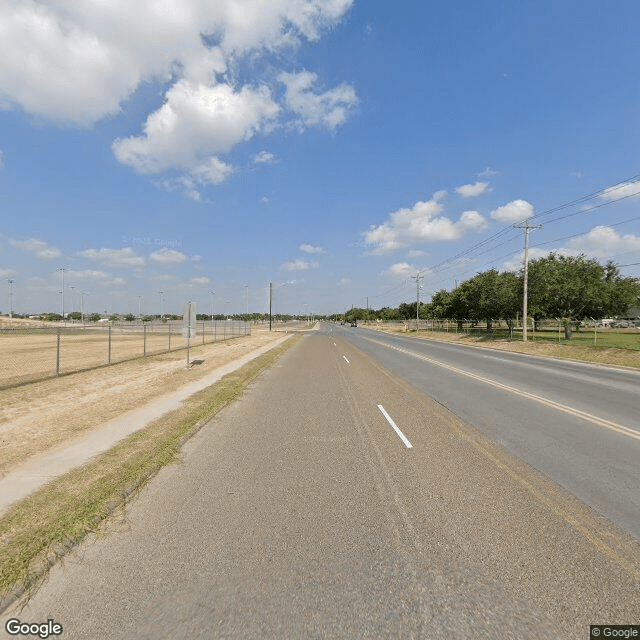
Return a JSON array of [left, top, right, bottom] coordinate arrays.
[[0, 334, 300, 612]]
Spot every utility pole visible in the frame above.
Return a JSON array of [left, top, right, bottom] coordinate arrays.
[[269, 282, 272, 331], [514, 221, 542, 342], [411, 273, 424, 325]]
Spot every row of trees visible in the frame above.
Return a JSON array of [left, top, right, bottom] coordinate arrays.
[[337, 254, 640, 339]]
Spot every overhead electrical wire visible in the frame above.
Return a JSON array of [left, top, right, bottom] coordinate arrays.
[[419, 172, 640, 277]]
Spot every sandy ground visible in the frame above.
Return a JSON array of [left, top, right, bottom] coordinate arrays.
[[0, 329, 287, 477], [0, 321, 249, 387]]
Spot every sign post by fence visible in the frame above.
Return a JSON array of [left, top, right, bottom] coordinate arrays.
[[183, 301, 196, 366]]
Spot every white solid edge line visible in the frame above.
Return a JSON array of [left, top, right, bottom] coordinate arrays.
[[378, 404, 413, 449], [343, 355, 350, 363]]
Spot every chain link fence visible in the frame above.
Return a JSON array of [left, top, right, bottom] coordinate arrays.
[[0, 320, 251, 389]]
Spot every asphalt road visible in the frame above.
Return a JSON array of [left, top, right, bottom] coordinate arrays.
[[332, 323, 640, 539], [2, 329, 639, 639]]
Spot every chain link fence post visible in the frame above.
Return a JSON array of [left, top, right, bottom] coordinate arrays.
[[143, 323, 147, 357], [108, 325, 112, 364]]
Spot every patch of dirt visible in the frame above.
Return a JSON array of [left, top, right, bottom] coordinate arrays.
[[0, 330, 287, 476]]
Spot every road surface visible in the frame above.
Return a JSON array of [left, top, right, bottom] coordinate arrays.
[[2, 328, 638, 639]]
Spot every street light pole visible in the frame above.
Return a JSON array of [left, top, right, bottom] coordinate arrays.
[[209, 289, 215, 321], [158, 290, 164, 321], [58, 267, 67, 323], [80, 291, 88, 324], [8, 279, 14, 323], [69, 285, 76, 321]]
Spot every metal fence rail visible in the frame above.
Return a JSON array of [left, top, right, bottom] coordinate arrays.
[[0, 320, 251, 389]]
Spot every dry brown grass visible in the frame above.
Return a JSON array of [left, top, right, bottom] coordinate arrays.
[[0, 335, 301, 610], [0, 329, 287, 476]]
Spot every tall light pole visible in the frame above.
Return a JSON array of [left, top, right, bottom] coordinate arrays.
[[209, 290, 215, 321], [8, 279, 15, 323], [158, 290, 164, 321], [80, 291, 89, 324], [244, 284, 249, 316], [138, 295, 143, 320], [269, 281, 292, 330], [69, 285, 76, 321], [58, 267, 67, 322]]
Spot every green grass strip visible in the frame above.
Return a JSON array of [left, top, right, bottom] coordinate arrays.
[[0, 335, 300, 610]]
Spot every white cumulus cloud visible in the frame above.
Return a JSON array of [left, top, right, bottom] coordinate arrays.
[[299, 243, 324, 254], [253, 151, 275, 164], [564, 226, 640, 259], [11, 238, 61, 259], [363, 191, 487, 254], [149, 248, 188, 265], [383, 262, 416, 278], [597, 181, 640, 202], [113, 80, 277, 180], [281, 259, 319, 271], [79, 247, 145, 267], [0, 1, 356, 195], [456, 181, 489, 198], [279, 70, 358, 131], [490, 199, 534, 223]]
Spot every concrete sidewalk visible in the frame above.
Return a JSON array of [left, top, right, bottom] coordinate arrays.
[[0, 334, 292, 516]]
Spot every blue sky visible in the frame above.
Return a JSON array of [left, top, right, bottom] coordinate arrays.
[[1, 0, 639, 317]]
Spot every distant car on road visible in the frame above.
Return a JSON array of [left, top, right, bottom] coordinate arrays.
[[350, 321, 357, 327]]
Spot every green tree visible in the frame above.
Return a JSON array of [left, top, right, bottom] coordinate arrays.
[[124, 313, 136, 322], [67, 311, 82, 321], [527, 253, 640, 338], [88, 313, 101, 322]]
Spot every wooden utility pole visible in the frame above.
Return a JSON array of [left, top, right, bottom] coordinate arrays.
[[410, 273, 424, 325], [514, 221, 542, 342]]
